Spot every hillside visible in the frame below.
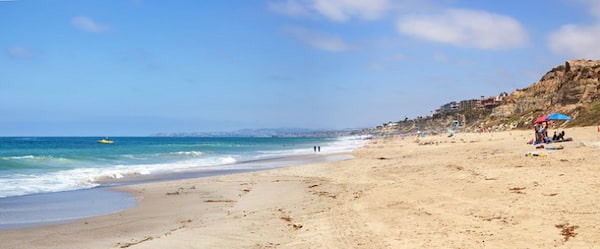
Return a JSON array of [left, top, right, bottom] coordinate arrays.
[[372, 59, 600, 135]]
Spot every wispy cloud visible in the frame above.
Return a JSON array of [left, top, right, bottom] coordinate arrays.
[[71, 16, 109, 33], [547, 1, 600, 59], [282, 26, 353, 52], [269, 0, 392, 22], [312, 0, 391, 22], [576, 0, 600, 18], [548, 24, 600, 59], [268, 0, 313, 19], [396, 8, 529, 50], [6, 46, 39, 59]]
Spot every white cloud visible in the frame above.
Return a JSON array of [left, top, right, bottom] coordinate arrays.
[[268, 0, 391, 22], [283, 26, 353, 52], [546, 1, 600, 59], [71, 16, 109, 33], [548, 24, 600, 59], [6, 46, 37, 59], [396, 8, 529, 49]]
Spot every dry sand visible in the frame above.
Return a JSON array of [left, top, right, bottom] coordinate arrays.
[[1, 127, 599, 249]]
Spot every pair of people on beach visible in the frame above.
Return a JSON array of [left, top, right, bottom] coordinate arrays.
[[313, 146, 320, 152], [552, 131, 566, 141]]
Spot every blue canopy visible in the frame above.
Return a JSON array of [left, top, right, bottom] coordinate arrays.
[[546, 113, 572, 121]]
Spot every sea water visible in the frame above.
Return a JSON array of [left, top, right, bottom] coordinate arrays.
[[0, 136, 366, 198], [0, 136, 366, 229]]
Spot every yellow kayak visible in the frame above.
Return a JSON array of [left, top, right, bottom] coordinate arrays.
[[97, 138, 114, 144]]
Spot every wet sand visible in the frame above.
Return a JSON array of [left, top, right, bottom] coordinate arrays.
[[0, 154, 351, 231], [1, 127, 599, 248], [0, 189, 136, 230]]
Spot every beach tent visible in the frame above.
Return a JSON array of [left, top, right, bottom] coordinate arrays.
[[534, 114, 549, 124], [545, 113, 572, 121]]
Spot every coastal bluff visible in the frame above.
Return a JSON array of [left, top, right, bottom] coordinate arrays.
[[493, 59, 600, 123], [372, 59, 600, 135]]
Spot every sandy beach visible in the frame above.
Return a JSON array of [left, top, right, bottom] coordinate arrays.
[[1, 127, 599, 249]]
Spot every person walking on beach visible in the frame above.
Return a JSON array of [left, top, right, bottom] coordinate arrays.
[[318, 146, 320, 152], [313, 146, 317, 152]]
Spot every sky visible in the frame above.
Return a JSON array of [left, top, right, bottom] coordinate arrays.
[[1, 0, 600, 136]]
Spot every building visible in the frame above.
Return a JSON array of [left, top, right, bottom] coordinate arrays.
[[434, 92, 508, 115], [459, 99, 479, 111], [479, 96, 500, 109], [478, 92, 508, 109], [436, 101, 459, 114], [497, 92, 508, 101]]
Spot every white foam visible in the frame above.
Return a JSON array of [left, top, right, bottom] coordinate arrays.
[[170, 151, 205, 157], [220, 156, 237, 164], [1, 155, 77, 167], [252, 136, 368, 160], [0, 136, 369, 198], [319, 135, 369, 154], [0, 155, 242, 198], [2, 155, 36, 160]]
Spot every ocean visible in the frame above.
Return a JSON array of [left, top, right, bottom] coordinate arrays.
[[0, 136, 366, 199], [0, 136, 366, 229]]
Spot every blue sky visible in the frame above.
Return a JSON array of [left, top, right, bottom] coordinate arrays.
[[1, 0, 599, 136]]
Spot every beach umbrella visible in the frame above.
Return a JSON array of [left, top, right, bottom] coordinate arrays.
[[534, 114, 549, 124], [546, 113, 572, 121]]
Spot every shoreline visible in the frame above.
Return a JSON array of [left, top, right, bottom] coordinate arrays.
[[0, 188, 136, 230], [98, 152, 354, 186], [1, 127, 599, 248], [0, 135, 364, 199], [0, 152, 353, 231]]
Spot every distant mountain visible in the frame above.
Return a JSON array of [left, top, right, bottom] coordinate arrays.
[[371, 59, 600, 135], [151, 128, 361, 137]]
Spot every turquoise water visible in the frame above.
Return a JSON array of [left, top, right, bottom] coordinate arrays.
[[0, 136, 365, 198]]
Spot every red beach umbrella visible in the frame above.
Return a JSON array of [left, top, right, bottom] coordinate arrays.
[[534, 114, 549, 124]]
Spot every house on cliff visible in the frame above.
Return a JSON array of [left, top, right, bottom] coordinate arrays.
[[435, 92, 508, 115], [436, 102, 459, 114], [459, 99, 480, 111]]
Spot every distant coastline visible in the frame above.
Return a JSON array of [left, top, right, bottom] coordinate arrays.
[[151, 128, 365, 138]]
